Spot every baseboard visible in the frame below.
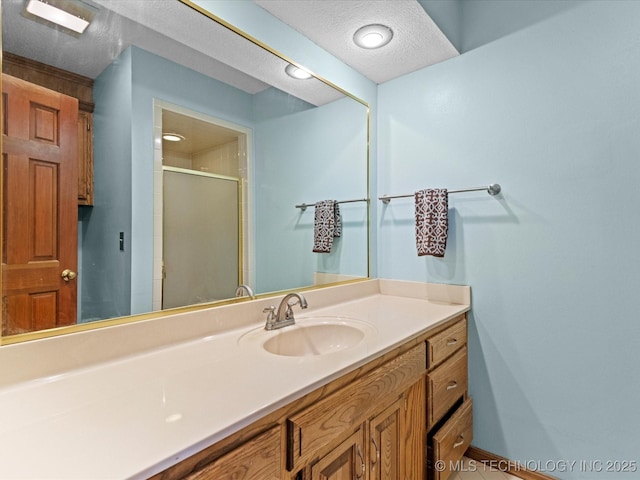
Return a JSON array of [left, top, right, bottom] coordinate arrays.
[[465, 446, 558, 480]]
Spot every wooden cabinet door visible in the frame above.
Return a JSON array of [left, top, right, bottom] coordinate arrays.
[[311, 428, 366, 480], [2, 74, 78, 335], [187, 426, 281, 480], [369, 399, 402, 480], [77, 110, 93, 205]]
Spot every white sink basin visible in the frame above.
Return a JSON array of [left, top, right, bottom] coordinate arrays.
[[238, 316, 376, 357]]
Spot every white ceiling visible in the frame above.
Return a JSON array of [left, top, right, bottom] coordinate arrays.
[[2, 0, 458, 103], [2, 0, 342, 105], [254, 0, 459, 84]]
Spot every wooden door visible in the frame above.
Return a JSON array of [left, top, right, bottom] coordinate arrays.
[[311, 428, 366, 480], [369, 399, 402, 480], [2, 74, 78, 335]]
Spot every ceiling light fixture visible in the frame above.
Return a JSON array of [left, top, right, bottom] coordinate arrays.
[[162, 133, 185, 142], [24, 0, 97, 35], [285, 64, 313, 80], [353, 24, 393, 49]]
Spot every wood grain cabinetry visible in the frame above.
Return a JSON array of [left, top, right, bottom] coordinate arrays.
[[184, 426, 281, 480], [432, 397, 473, 479], [368, 398, 402, 480], [3, 52, 94, 205], [153, 314, 470, 480], [426, 317, 472, 480], [310, 428, 366, 480], [77, 110, 94, 205], [287, 343, 426, 473], [287, 343, 426, 480], [427, 347, 468, 429]]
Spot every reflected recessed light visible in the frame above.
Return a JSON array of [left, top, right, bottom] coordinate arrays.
[[285, 64, 313, 80], [353, 24, 393, 49], [24, 0, 97, 35], [162, 133, 185, 142]]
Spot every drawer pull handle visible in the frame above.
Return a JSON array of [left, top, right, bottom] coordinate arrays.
[[453, 434, 465, 448], [371, 436, 379, 465], [356, 445, 366, 478], [446, 381, 458, 391], [446, 338, 458, 346]]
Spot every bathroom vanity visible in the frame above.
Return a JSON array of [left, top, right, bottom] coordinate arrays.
[[0, 279, 471, 479]]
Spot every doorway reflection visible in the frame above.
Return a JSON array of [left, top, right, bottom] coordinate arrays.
[[154, 103, 251, 310]]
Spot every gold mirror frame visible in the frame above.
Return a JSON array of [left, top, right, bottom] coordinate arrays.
[[0, 0, 370, 345]]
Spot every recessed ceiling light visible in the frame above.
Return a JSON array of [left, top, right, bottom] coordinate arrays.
[[353, 24, 393, 49], [24, 0, 97, 35], [285, 64, 313, 80], [162, 133, 185, 142]]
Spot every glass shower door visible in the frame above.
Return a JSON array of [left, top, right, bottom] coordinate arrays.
[[162, 167, 240, 309]]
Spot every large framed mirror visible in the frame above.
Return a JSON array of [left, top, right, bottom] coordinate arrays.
[[0, 0, 370, 343]]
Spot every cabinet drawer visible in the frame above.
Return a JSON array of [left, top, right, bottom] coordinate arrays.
[[431, 397, 473, 480], [187, 426, 281, 480], [287, 343, 426, 471], [427, 346, 467, 428], [427, 317, 466, 369]]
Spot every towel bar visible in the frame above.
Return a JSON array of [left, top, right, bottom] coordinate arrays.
[[296, 198, 369, 211], [379, 184, 501, 204]]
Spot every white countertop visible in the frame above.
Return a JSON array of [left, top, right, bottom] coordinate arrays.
[[0, 279, 469, 479]]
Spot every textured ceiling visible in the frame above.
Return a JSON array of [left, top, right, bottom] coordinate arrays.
[[254, 0, 459, 84], [2, 0, 459, 103], [2, 0, 342, 106]]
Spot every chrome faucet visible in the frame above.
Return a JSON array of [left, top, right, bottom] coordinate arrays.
[[263, 292, 308, 330], [235, 284, 256, 299]]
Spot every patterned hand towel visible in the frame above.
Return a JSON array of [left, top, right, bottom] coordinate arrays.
[[415, 189, 448, 257], [313, 200, 342, 253]]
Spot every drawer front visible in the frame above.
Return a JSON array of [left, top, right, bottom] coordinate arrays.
[[287, 343, 426, 471], [188, 426, 281, 480], [431, 397, 473, 480], [427, 346, 468, 428], [427, 317, 467, 369]]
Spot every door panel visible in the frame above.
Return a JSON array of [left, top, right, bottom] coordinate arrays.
[[370, 399, 402, 480], [2, 74, 78, 335], [311, 428, 366, 480]]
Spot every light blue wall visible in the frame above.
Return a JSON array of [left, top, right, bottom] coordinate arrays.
[[417, 0, 462, 51], [251, 86, 314, 122], [88, 46, 255, 318], [191, 0, 379, 277], [88, 42, 370, 316], [128, 46, 255, 314], [378, 1, 640, 476], [82, 49, 133, 321], [459, 0, 585, 53], [254, 96, 369, 292]]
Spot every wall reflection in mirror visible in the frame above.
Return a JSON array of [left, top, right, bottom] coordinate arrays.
[[0, 0, 369, 339]]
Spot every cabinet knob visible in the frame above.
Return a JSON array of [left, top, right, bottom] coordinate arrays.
[[446, 381, 458, 391], [453, 434, 465, 448]]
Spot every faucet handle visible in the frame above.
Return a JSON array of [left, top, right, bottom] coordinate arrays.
[[263, 305, 276, 325], [264, 305, 280, 330]]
